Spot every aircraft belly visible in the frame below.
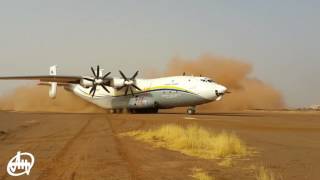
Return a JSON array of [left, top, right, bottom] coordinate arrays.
[[150, 90, 209, 108]]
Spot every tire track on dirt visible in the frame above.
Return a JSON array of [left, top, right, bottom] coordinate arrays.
[[107, 115, 146, 180], [109, 115, 147, 133], [36, 119, 91, 179], [0, 119, 78, 180]]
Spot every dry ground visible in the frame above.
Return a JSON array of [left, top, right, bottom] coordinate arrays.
[[0, 110, 319, 180]]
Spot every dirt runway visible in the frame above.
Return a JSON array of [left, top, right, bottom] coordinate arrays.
[[0, 111, 319, 180]]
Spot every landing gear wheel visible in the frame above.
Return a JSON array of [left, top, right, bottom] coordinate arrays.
[[187, 106, 196, 115], [187, 109, 195, 115]]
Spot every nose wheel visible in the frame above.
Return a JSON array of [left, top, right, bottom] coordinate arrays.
[[187, 106, 196, 115]]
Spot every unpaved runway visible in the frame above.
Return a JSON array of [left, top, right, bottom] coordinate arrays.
[[0, 111, 319, 180]]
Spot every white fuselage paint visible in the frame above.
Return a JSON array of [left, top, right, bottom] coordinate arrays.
[[67, 76, 227, 109]]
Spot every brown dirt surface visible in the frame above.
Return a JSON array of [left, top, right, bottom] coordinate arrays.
[[0, 110, 319, 180]]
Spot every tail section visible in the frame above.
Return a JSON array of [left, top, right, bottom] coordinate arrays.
[[49, 65, 57, 98], [49, 65, 57, 76]]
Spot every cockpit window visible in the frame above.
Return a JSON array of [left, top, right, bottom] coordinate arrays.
[[200, 79, 215, 83]]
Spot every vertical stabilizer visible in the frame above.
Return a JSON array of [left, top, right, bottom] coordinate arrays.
[[49, 65, 57, 98], [50, 65, 57, 76]]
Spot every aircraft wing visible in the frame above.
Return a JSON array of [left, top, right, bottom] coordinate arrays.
[[0, 75, 82, 84], [0, 65, 117, 98]]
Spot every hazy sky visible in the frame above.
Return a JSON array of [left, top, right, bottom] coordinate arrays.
[[0, 0, 319, 107]]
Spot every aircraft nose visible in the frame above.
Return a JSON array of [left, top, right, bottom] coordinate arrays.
[[215, 85, 227, 96], [221, 86, 227, 93]]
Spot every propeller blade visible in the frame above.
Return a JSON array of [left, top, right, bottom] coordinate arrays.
[[103, 72, 111, 79], [83, 77, 94, 82], [92, 86, 97, 97], [125, 86, 129, 96], [101, 85, 110, 93], [89, 85, 96, 95], [91, 67, 97, 77], [131, 71, 139, 80], [119, 70, 128, 80], [129, 86, 134, 95], [97, 65, 100, 77], [131, 84, 141, 91], [117, 70, 141, 96]]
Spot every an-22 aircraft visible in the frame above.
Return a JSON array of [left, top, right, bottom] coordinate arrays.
[[0, 65, 229, 114]]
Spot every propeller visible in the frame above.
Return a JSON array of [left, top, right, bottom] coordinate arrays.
[[83, 65, 111, 97], [117, 70, 142, 96]]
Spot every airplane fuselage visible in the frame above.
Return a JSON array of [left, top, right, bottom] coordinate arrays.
[[68, 76, 227, 111]]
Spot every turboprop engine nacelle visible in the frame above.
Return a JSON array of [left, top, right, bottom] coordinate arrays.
[[80, 78, 94, 88], [111, 78, 125, 88]]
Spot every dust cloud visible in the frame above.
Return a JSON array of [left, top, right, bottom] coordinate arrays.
[[161, 55, 285, 111], [0, 85, 104, 113]]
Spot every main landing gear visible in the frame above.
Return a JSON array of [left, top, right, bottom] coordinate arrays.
[[109, 109, 124, 114], [187, 106, 196, 115]]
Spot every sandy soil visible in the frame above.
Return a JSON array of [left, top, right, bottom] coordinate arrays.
[[0, 111, 319, 180]]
